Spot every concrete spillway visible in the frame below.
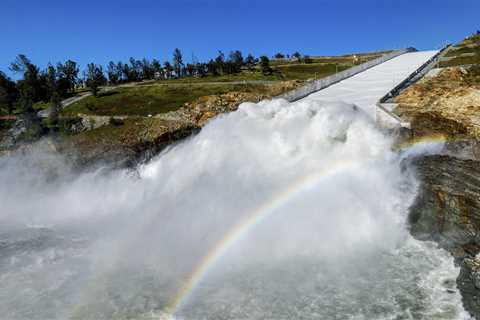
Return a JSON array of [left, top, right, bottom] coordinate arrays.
[[302, 51, 439, 117]]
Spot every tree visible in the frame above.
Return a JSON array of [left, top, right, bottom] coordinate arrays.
[[48, 91, 61, 129], [117, 61, 125, 82], [164, 61, 174, 79], [129, 57, 141, 81], [152, 59, 163, 79], [45, 65, 58, 96], [274, 53, 285, 59], [259, 56, 272, 75], [207, 59, 218, 76], [245, 54, 256, 71], [18, 95, 43, 138], [121, 63, 132, 82], [10, 54, 47, 102], [215, 51, 225, 75], [57, 60, 79, 94], [107, 61, 120, 84], [195, 63, 207, 77], [85, 63, 106, 97], [186, 63, 195, 76], [172, 48, 184, 77], [0, 71, 19, 114], [229, 50, 244, 73], [292, 51, 302, 62], [303, 55, 313, 64], [141, 58, 154, 80]]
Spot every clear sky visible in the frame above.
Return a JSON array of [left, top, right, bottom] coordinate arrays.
[[1, 0, 479, 76]]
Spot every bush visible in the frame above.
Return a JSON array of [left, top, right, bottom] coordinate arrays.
[[259, 56, 272, 75], [58, 116, 82, 134], [85, 102, 98, 112], [109, 117, 124, 126]]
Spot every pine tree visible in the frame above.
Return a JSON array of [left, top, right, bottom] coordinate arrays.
[[259, 56, 272, 75], [48, 91, 61, 130], [85, 63, 106, 97], [173, 48, 184, 77]]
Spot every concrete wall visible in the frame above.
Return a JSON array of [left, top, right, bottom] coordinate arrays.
[[378, 45, 451, 104], [375, 45, 451, 130], [375, 104, 411, 130], [277, 49, 412, 102]]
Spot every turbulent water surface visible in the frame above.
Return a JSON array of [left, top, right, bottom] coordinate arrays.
[[0, 98, 470, 319]]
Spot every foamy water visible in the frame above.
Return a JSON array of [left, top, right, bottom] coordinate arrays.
[[0, 98, 470, 319]]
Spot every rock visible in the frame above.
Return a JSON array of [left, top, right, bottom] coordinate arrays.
[[465, 257, 480, 290], [394, 67, 480, 139], [57, 118, 200, 169], [0, 119, 27, 151], [409, 150, 480, 318]]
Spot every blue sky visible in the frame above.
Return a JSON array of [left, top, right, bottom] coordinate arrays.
[[1, 0, 479, 77]]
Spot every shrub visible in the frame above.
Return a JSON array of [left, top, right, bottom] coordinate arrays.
[[109, 117, 124, 126]]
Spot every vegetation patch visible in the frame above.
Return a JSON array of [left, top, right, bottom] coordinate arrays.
[[62, 83, 284, 116], [145, 71, 281, 83], [440, 33, 480, 67], [440, 55, 480, 68], [276, 63, 350, 80]]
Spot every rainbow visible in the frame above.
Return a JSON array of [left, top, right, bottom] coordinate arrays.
[[393, 134, 448, 152], [163, 134, 451, 317], [164, 160, 358, 316]]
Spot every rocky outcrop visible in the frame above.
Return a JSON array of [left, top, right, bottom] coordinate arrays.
[[394, 45, 480, 317], [409, 147, 480, 318], [0, 119, 27, 151], [56, 118, 200, 169], [395, 67, 480, 139], [49, 83, 302, 168]]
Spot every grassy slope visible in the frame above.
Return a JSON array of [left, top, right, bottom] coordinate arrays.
[[149, 71, 281, 83], [276, 63, 350, 80], [269, 51, 388, 66], [440, 34, 480, 67], [62, 83, 278, 116], [62, 50, 390, 116]]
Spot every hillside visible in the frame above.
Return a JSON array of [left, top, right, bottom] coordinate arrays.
[[394, 34, 480, 138], [0, 50, 390, 165], [393, 32, 480, 319]]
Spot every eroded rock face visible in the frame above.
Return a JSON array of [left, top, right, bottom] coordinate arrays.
[[395, 67, 480, 139], [58, 118, 200, 169], [409, 151, 480, 318]]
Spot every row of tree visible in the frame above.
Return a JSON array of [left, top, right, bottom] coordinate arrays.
[[0, 49, 275, 113], [0, 48, 278, 136], [103, 49, 264, 85], [273, 52, 303, 60]]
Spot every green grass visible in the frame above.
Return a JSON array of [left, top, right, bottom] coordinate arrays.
[[440, 33, 480, 67], [67, 117, 140, 140], [61, 50, 394, 117], [461, 34, 480, 46], [445, 46, 480, 57], [269, 51, 387, 67], [33, 101, 50, 110], [62, 63, 355, 116], [62, 83, 276, 116], [440, 54, 480, 67], [276, 63, 351, 80], [0, 105, 8, 116], [145, 70, 281, 84], [33, 89, 91, 111]]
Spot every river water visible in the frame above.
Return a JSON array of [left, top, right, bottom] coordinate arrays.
[[0, 97, 471, 319]]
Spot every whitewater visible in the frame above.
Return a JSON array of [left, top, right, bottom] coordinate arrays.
[[0, 52, 472, 319]]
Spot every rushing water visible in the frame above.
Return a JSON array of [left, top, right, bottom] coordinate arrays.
[[0, 98, 471, 319]]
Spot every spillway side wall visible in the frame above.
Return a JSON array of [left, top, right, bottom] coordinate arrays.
[[376, 46, 450, 129], [277, 49, 411, 103]]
